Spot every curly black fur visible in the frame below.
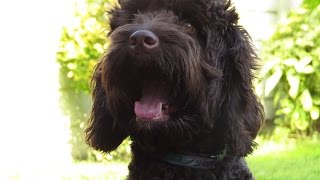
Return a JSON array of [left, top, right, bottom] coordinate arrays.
[[85, 0, 264, 179]]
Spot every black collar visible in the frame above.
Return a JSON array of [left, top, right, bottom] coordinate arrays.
[[161, 148, 227, 170]]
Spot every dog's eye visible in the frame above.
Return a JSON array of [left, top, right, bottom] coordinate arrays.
[[182, 22, 195, 34]]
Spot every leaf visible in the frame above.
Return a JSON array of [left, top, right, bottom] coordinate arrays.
[[299, 56, 313, 66], [310, 107, 320, 120], [283, 58, 298, 66], [259, 58, 281, 78], [265, 68, 283, 96], [67, 71, 74, 78], [287, 75, 300, 98], [300, 89, 313, 111], [295, 118, 309, 131], [67, 63, 77, 70], [93, 43, 104, 53], [294, 56, 314, 74], [255, 83, 264, 97], [301, 65, 315, 74], [276, 107, 293, 116]]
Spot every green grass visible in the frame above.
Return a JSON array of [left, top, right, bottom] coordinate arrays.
[[64, 141, 320, 180], [4, 140, 318, 179], [1, 162, 128, 180], [247, 141, 320, 180], [61, 162, 128, 180]]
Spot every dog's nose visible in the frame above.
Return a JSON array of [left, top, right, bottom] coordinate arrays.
[[129, 30, 159, 53]]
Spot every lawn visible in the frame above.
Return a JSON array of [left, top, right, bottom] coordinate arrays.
[[247, 140, 320, 180], [65, 140, 320, 180], [3, 140, 319, 180]]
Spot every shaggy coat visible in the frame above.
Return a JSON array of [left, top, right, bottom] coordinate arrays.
[[85, 0, 264, 179]]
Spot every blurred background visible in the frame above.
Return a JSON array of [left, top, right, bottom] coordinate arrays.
[[0, 0, 319, 179]]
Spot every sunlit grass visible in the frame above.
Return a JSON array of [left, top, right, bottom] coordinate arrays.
[[66, 140, 319, 180], [61, 162, 128, 180], [1, 162, 128, 180], [1, 140, 318, 179], [247, 140, 320, 180]]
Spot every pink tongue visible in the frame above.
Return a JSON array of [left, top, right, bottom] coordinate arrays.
[[134, 82, 167, 120]]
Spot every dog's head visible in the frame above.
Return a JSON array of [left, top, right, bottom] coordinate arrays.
[[85, 0, 263, 156]]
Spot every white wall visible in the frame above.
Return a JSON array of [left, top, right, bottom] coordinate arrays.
[[0, 0, 74, 179], [233, 0, 302, 48]]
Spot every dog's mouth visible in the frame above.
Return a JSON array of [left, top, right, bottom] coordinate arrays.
[[134, 79, 176, 122]]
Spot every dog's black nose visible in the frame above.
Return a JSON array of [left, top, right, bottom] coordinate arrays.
[[129, 30, 159, 53]]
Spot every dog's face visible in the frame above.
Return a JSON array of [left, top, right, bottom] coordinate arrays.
[[102, 1, 224, 148], [86, 0, 263, 156]]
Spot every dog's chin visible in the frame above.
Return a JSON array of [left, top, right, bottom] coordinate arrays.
[[129, 112, 201, 149], [136, 115, 169, 122]]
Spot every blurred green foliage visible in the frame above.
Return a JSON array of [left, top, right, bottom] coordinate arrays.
[[303, 0, 319, 9], [57, 0, 110, 93], [57, 0, 131, 162], [259, 3, 320, 137]]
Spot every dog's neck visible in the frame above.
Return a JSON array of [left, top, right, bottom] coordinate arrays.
[[130, 142, 227, 170], [160, 148, 227, 169], [130, 128, 227, 169]]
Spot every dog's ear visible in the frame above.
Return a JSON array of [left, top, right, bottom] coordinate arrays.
[[85, 63, 129, 153], [221, 24, 264, 156], [108, 1, 133, 35]]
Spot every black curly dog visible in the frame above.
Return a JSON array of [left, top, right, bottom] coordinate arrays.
[[85, 0, 264, 179]]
